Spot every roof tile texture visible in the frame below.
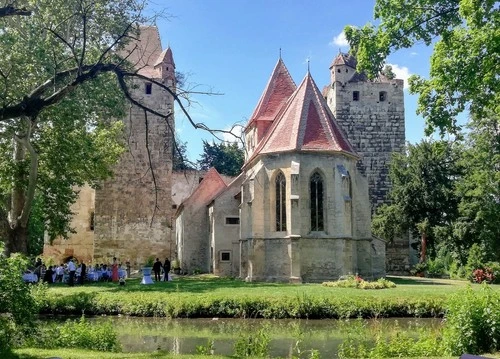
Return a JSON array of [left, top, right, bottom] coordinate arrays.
[[247, 59, 296, 128], [253, 72, 356, 157]]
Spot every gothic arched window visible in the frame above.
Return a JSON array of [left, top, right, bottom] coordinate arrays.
[[310, 172, 324, 231], [275, 171, 287, 231]]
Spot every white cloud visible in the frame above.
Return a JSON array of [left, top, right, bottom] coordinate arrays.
[[410, 51, 418, 56], [330, 31, 349, 48], [386, 63, 412, 89]]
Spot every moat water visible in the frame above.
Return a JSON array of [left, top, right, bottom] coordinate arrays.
[[41, 316, 443, 357]]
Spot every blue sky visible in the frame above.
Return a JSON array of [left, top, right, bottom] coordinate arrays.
[[149, 0, 435, 162]]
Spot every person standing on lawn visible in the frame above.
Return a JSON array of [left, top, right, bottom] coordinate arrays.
[[111, 257, 119, 282], [153, 258, 162, 282], [67, 258, 76, 286], [163, 258, 171, 282]]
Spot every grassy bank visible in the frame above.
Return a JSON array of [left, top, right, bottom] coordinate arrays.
[[9, 348, 478, 359], [36, 275, 499, 318]]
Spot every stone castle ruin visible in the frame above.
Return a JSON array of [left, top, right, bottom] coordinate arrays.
[[44, 27, 409, 275]]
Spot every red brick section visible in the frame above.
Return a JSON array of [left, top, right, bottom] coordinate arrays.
[[181, 168, 227, 208], [246, 58, 296, 141], [251, 72, 356, 159]]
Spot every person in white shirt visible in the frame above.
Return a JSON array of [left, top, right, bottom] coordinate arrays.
[[55, 264, 64, 282], [67, 259, 76, 286]]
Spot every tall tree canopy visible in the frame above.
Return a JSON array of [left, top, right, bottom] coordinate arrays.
[[198, 141, 244, 177], [452, 113, 500, 262], [0, 0, 235, 255], [345, 0, 499, 135], [372, 141, 461, 262]]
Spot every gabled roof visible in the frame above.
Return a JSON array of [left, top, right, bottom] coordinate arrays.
[[154, 46, 175, 69], [246, 58, 296, 129], [177, 168, 228, 214], [248, 72, 357, 160], [329, 52, 357, 69]]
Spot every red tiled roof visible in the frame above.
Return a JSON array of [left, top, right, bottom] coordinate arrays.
[[246, 58, 296, 130], [180, 168, 227, 209], [248, 72, 357, 160], [329, 52, 357, 69]]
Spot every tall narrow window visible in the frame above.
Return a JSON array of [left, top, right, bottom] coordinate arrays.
[[145, 82, 152, 95], [310, 172, 324, 231], [353, 91, 359, 101], [275, 172, 287, 231]]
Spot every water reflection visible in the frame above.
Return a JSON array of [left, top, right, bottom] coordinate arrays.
[[47, 316, 444, 357]]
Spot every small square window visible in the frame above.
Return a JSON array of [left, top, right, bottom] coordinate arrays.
[[353, 91, 359, 101], [221, 252, 231, 261], [172, 204, 177, 209], [225, 217, 240, 225], [379, 91, 387, 102], [145, 83, 152, 95]]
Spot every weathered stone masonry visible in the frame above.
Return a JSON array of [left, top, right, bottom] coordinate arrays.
[[325, 54, 409, 273]]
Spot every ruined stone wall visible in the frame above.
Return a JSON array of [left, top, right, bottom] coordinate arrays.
[[326, 79, 410, 273], [94, 78, 175, 268]]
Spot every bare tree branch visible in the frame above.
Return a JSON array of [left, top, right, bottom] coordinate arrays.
[[0, 5, 31, 18]]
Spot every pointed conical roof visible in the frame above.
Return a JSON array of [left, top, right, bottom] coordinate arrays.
[[155, 46, 175, 68], [246, 58, 296, 128], [329, 52, 357, 69], [252, 72, 356, 157]]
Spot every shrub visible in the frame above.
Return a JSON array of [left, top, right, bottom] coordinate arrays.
[[0, 245, 40, 352], [442, 284, 500, 355], [322, 276, 396, 289], [465, 243, 486, 279], [485, 261, 500, 284], [409, 262, 427, 276], [338, 320, 444, 358], [472, 267, 495, 284], [233, 326, 270, 357], [426, 257, 447, 278], [29, 316, 120, 352]]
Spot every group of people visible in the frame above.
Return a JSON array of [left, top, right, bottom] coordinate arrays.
[[30, 257, 125, 286], [152, 257, 171, 282]]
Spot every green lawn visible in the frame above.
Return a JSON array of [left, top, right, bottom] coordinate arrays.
[[44, 274, 495, 300], [35, 274, 500, 318]]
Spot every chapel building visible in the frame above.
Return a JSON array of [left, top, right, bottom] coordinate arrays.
[[175, 59, 387, 282]]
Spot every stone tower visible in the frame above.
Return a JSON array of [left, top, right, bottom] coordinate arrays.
[[93, 26, 176, 265], [325, 53, 409, 273]]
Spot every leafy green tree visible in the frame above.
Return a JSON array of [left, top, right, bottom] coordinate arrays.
[[198, 141, 244, 177], [0, 1, 214, 255], [172, 140, 195, 171], [345, 0, 499, 135], [452, 114, 500, 262], [372, 140, 461, 262]]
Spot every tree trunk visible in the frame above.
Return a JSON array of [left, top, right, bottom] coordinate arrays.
[[420, 232, 427, 263], [2, 223, 28, 256]]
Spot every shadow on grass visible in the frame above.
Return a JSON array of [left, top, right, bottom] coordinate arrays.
[[387, 276, 451, 286], [0, 350, 39, 359]]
